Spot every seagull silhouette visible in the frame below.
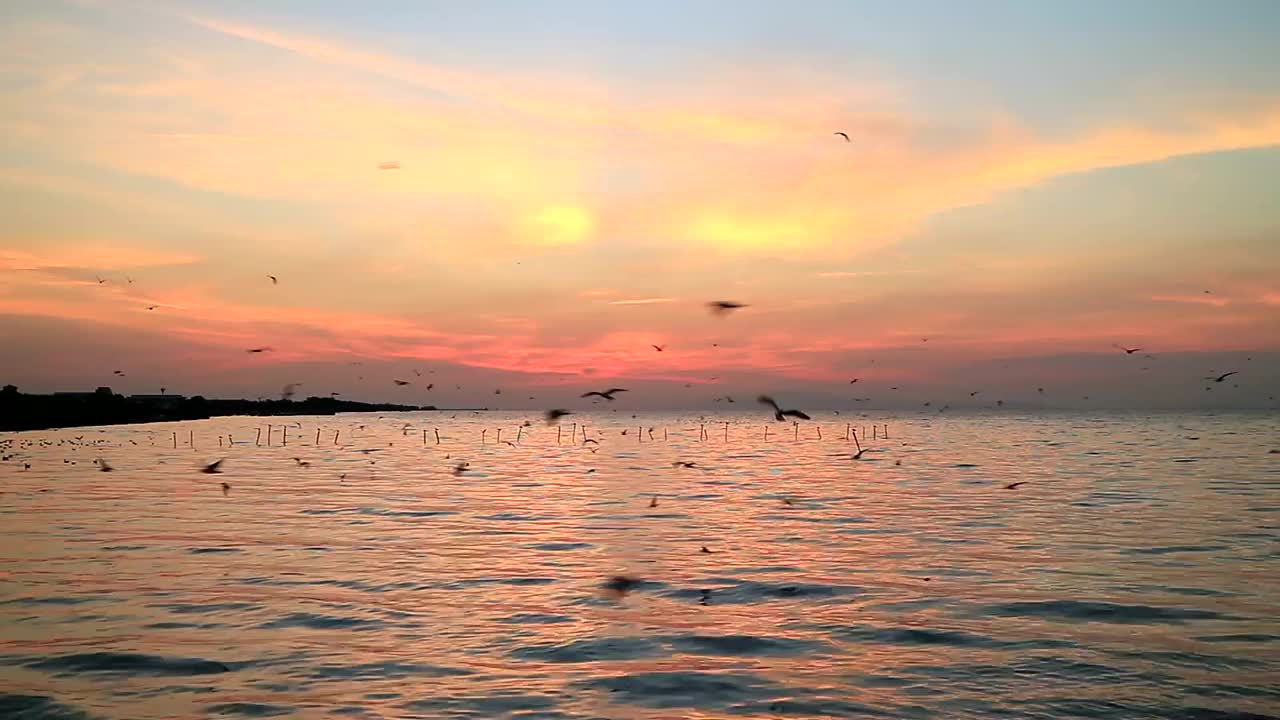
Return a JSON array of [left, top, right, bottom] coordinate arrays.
[[969, 391, 981, 397], [1114, 345, 1142, 354], [672, 461, 696, 469], [708, 301, 747, 316], [97, 459, 113, 472], [201, 459, 224, 474], [849, 378, 859, 384], [246, 347, 273, 353], [545, 409, 571, 424], [269, 275, 278, 285], [1212, 371, 1239, 383], [581, 388, 628, 401], [651, 344, 665, 352], [758, 395, 811, 421], [834, 131, 850, 142], [1004, 482, 1027, 490], [393, 379, 411, 386]]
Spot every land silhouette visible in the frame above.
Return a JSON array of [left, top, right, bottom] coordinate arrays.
[[0, 385, 433, 432]]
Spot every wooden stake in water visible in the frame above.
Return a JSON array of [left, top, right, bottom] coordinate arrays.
[[793, 422, 799, 441], [189, 430, 194, 449], [434, 428, 441, 445], [816, 425, 822, 440], [883, 424, 889, 439], [873, 425, 878, 440], [570, 423, 577, 444], [516, 426, 523, 443], [481, 429, 487, 445], [256, 427, 262, 446], [334, 430, 340, 446], [852, 428, 863, 455], [423, 429, 427, 446], [219, 436, 223, 448], [638, 426, 642, 444], [172, 432, 177, 449], [845, 423, 850, 441], [497, 428, 502, 444], [266, 425, 272, 447], [316, 428, 321, 445], [581, 425, 588, 442], [282, 428, 287, 447], [557, 426, 562, 444], [764, 425, 770, 441], [724, 422, 729, 442], [664, 428, 668, 442]]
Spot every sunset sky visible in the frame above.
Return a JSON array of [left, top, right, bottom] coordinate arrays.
[[2, 1, 1278, 409]]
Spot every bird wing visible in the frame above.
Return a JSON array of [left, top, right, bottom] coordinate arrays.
[[757, 395, 781, 410], [580, 392, 602, 398], [206, 459, 223, 472], [835, 132, 850, 141], [606, 388, 628, 395], [783, 410, 812, 420]]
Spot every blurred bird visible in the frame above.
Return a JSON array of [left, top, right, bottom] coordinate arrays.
[[545, 409, 570, 424], [758, 395, 810, 421], [201, 459, 224, 474], [708, 301, 747, 316], [834, 131, 850, 141], [581, 388, 628, 401]]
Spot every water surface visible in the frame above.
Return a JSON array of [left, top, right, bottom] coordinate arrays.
[[2, 411, 1278, 718]]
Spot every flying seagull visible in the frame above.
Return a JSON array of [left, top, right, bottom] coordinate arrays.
[[393, 379, 411, 386], [758, 395, 811, 421], [269, 275, 278, 285], [1212, 371, 1239, 383], [1115, 345, 1142, 354], [651, 344, 665, 352], [708, 301, 747, 316], [1004, 482, 1027, 490], [97, 459, 114, 472], [545, 409, 571, 424], [246, 347, 273, 354], [834, 131, 850, 142], [201, 459, 224, 474], [581, 388, 628, 401]]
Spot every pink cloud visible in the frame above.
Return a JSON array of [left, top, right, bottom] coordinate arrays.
[[607, 298, 677, 306]]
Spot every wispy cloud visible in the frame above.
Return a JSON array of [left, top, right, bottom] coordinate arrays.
[[607, 298, 677, 305], [1150, 294, 1231, 308]]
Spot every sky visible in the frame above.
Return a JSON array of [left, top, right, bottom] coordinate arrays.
[[1, 0, 1278, 410]]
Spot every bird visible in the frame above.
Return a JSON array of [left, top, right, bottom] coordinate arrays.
[[246, 347, 273, 353], [651, 344, 665, 352], [220, 482, 230, 496], [96, 276, 107, 284], [453, 462, 470, 476], [602, 576, 641, 597], [648, 495, 658, 508], [426, 384, 434, 391], [113, 370, 124, 375], [583, 439, 600, 445], [393, 380, 410, 386], [700, 546, 714, 554], [849, 378, 859, 384], [281, 383, 300, 400], [834, 131, 850, 142], [377, 160, 401, 170], [781, 497, 794, 506], [413, 369, 422, 376], [581, 388, 628, 401], [708, 301, 747, 316], [292, 457, 310, 468], [97, 459, 113, 472], [545, 409, 570, 424], [146, 305, 157, 310], [1004, 482, 1027, 490], [1115, 345, 1142, 354], [201, 459, 224, 474], [758, 395, 810, 421], [969, 391, 981, 397], [1212, 371, 1239, 383], [269, 275, 278, 285], [672, 461, 696, 469]]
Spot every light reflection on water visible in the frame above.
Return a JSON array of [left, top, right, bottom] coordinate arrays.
[[1, 411, 1278, 719]]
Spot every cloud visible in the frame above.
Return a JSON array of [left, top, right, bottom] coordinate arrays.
[[607, 298, 677, 305], [0, 245, 202, 272], [1150, 294, 1231, 308]]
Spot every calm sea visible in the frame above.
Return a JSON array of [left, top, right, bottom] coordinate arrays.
[[2, 411, 1278, 719]]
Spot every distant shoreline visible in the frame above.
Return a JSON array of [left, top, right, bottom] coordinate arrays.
[[0, 385, 441, 432]]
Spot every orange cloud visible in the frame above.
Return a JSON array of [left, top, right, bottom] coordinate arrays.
[[607, 298, 677, 305]]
